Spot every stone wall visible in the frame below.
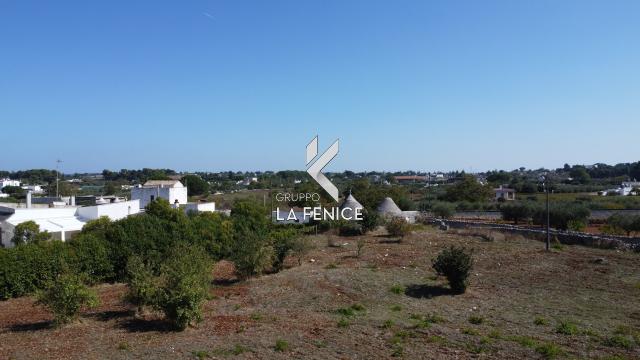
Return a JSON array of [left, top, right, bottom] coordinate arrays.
[[433, 218, 640, 251]]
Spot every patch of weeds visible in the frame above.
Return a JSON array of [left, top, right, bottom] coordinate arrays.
[[250, 312, 263, 321], [461, 328, 480, 336], [468, 315, 484, 325], [551, 243, 565, 251], [274, 339, 289, 352], [581, 327, 600, 337], [390, 284, 405, 295], [506, 335, 536, 348], [535, 342, 564, 359], [314, 340, 327, 348], [324, 263, 338, 269], [233, 304, 241, 311], [382, 319, 394, 329], [603, 335, 633, 349], [556, 320, 579, 335], [231, 344, 249, 355], [599, 356, 626, 360], [426, 335, 447, 344], [336, 307, 355, 317], [425, 313, 446, 324], [480, 336, 492, 344], [390, 330, 414, 345], [466, 343, 488, 354], [337, 318, 350, 328], [391, 344, 404, 357], [413, 319, 432, 329], [117, 342, 130, 351], [488, 329, 502, 339], [534, 316, 548, 326], [192, 350, 210, 359], [390, 304, 402, 312], [335, 303, 366, 318]]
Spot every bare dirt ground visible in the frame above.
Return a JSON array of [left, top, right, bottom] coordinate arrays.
[[1, 227, 639, 359]]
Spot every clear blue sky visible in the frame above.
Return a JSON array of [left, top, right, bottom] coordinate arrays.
[[1, 1, 639, 173]]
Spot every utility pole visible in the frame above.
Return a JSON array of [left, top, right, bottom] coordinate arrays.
[[541, 173, 550, 251], [546, 183, 550, 251], [56, 159, 63, 198]]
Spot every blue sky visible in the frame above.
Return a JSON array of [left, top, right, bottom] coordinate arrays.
[[1, 1, 639, 173]]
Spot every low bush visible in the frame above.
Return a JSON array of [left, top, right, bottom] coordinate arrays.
[[338, 222, 363, 237], [36, 272, 99, 326], [431, 202, 455, 219], [386, 217, 410, 238], [432, 246, 473, 293], [556, 320, 578, 335], [154, 246, 212, 330]]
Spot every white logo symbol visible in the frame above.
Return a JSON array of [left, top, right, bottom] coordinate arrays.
[[306, 136, 340, 202]]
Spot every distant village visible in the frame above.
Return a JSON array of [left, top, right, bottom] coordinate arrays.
[[1, 161, 639, 247]]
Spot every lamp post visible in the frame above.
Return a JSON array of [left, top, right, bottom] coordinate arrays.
[[540, 173, 550, 251]]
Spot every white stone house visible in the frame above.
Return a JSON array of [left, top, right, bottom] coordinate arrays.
[[0, 179, 20, 189], [0, 199, 140, 247], [494, 185, 516, 201], [131, 180, 188, 209]]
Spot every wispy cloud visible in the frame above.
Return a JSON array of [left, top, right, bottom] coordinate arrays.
[[202, 12, 214, 21]]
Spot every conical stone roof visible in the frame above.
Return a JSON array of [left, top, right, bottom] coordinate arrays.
[[377, 197, 402, 215], [340, 194, 363, 220]]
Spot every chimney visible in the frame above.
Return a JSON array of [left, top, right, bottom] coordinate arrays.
[[26, 191, 32, 208], [71, 196, 76, 206]]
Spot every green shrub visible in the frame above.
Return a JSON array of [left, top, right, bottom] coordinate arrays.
[[534, 316, 548, 326], [68, 234, 114, 283], [389, 284, 405, 295], [36, 272, 99, 326], [535, 342, 563, 359], [0, 241, 74, 299], [532, 203, 590, 230], [230, 229, 274, 279], [386, 217, 410, 238], [124, 256, 158, 314], [361, 210, 381, 233], [155, 245, 212, 330], [338, 222, 363, 236], [431, 202, 455, 219], [274, 339, 289, 352], [11, 221, 51, 246], [432, 246, 473, 293], [603, 335, 632, 349], [270, 227, 301, 270], [500, 202, 534, 224], [468, 315, 484, 325], [556, 320, 578, 335]]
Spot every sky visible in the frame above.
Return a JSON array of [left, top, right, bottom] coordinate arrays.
[[1, 0, 639, 174]]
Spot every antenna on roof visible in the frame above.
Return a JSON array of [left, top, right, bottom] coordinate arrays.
[[55, 159, 63, 198]]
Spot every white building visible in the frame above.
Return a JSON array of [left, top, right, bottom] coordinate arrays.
[[0, 179, 20, 189], [494, 185, 516, 201], [0, 199, 140, 247], [131, 180, 188, 208], [21, 185, 45, 194]]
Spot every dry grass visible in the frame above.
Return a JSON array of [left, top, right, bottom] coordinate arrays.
[[1, 229, 639, 359]]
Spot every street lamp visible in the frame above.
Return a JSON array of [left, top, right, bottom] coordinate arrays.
[[539, 173, 550, 251]]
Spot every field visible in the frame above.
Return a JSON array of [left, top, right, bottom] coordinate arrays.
[[1, 228, 639, 359]]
